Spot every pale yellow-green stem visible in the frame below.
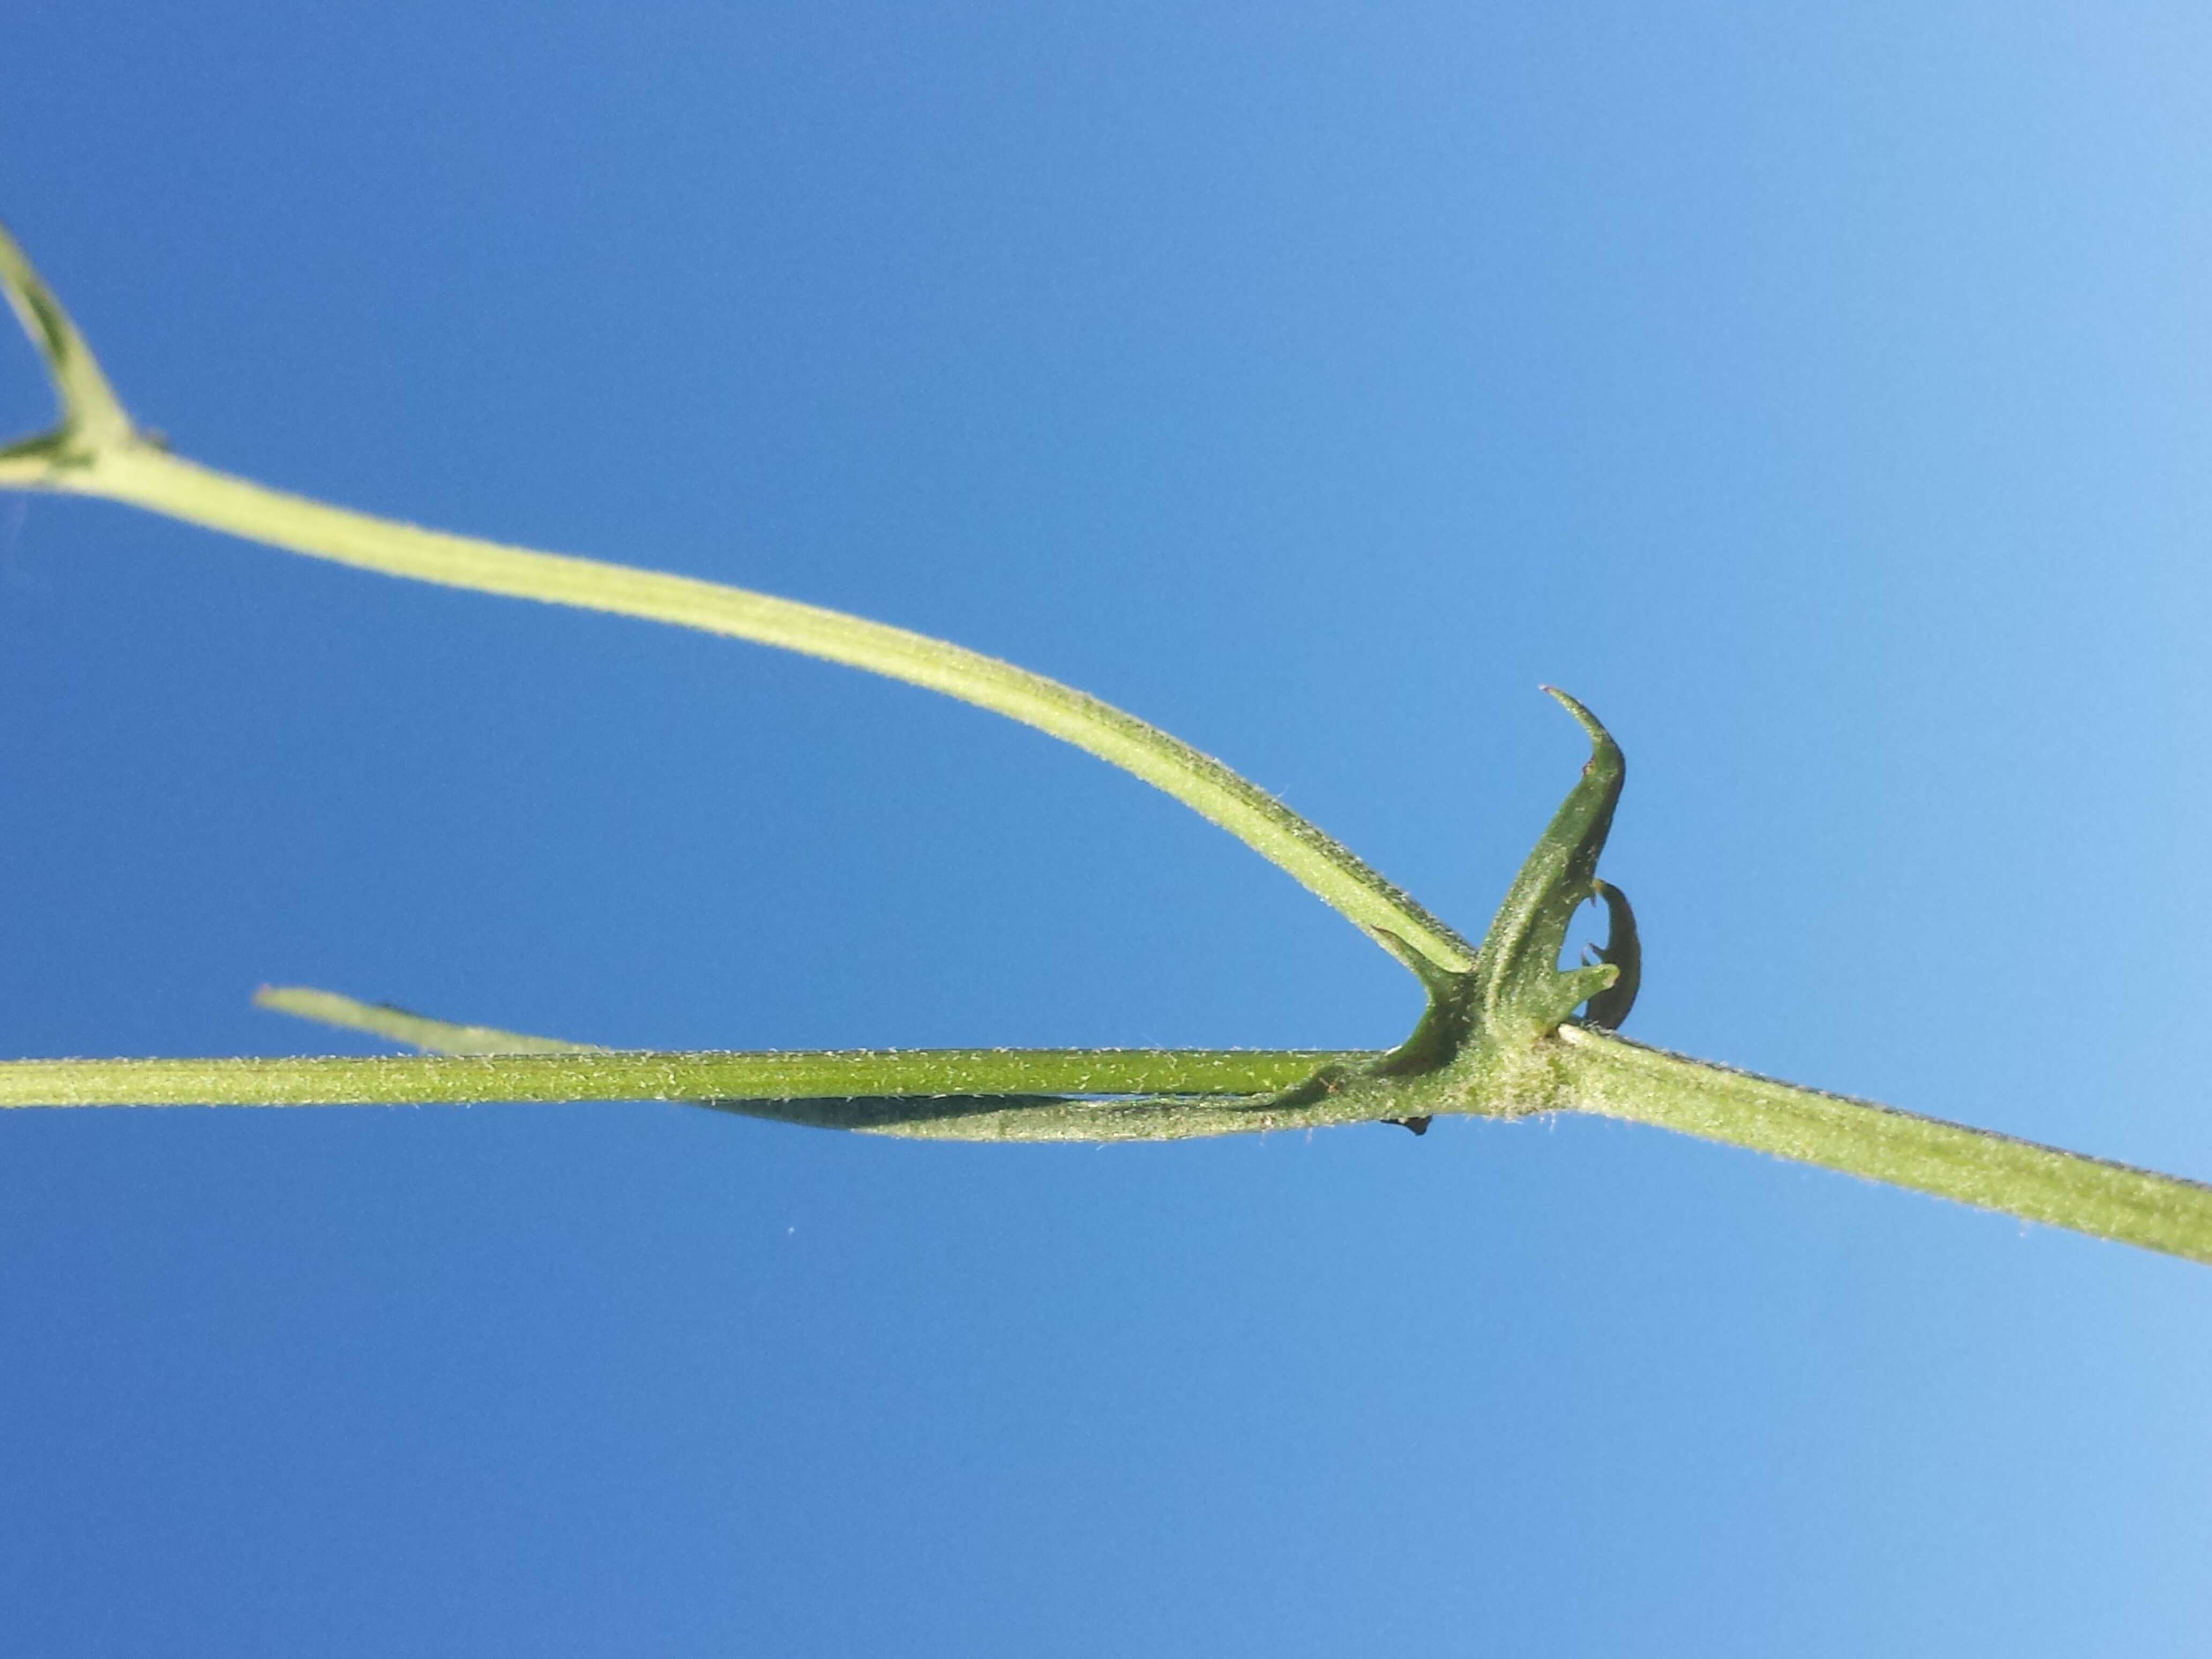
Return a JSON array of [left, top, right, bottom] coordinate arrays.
[[8, 436, 1476, 974]]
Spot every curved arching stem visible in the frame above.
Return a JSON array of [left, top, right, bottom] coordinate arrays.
[[0, 219, 1476, 975]]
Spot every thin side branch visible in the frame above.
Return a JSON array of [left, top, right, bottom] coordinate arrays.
[[0, 217, 1471, 973]]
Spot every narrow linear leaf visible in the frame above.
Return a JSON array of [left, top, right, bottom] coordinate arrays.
[[254, 985, 601, 1054]]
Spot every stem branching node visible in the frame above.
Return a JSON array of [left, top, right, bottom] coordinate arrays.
[[1255, 689, 1634, 1123], [8, 215, 2212, 1265]]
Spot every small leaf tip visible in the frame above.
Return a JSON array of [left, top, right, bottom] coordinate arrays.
[[1538, 685, 1619, 765]]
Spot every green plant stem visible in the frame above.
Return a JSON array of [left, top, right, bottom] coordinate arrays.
[[1553, 1027, 2212, 1262], [3, 220, 1463, 966], [0, 1048, 1362, 1137], [0, 1048, 1340, 1106], [25, 440, 1477, 976], [10, 218, 2212, 1265], [16, 1032, 2212, 1261]]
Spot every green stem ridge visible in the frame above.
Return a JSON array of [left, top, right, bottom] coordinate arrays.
[[5, 218, 2210, 1265]]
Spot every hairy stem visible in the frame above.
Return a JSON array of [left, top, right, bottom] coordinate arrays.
[[1553, 1027, 2212, 1264], [6, 407, 1471, 981], [69, 443, 1471, 969], [0, 1048, 1344, 1107], [2, 220, 1468, 969], [0, 1048, 1367, 1142]]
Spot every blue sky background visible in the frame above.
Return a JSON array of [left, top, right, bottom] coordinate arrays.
[[4, 3, 2211, 1652]]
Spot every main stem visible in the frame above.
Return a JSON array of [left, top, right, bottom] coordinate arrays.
[[0, 1048, 1392, 1142], [12, 1034, 2212, 1262], [1554, 1027, 2212, 1263]]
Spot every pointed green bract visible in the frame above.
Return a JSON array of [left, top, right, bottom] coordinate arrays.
[[1468, 687, 1627, 1037]]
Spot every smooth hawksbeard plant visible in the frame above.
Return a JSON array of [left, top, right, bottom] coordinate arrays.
[[4, 218, 2209, 1266]]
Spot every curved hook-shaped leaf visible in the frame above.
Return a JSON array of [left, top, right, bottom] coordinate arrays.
[[1580, 879, 1641, 1032], [1470, 686, 1626, 1035]]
